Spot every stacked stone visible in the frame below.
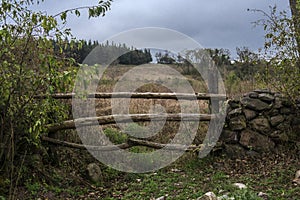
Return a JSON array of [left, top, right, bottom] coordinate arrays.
[[221, 89, 300, 156]]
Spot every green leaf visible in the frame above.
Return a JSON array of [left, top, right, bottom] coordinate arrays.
[[75, 10, 80, 17], [60, 11, 67, 21], [88, 8, 95, 18]]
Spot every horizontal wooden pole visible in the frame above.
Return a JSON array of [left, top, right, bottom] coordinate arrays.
[[47, 113, 214, 133], [35, 92, 226, 100], [128, 138, 199, 151], [42, 136, 200, 152], [41, 136, 130, 151]]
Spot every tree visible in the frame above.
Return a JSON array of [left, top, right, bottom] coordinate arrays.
[[156, 51, 176, 64], [289, 0, 300, 54], [251, 3, 300, 104], [0, 0, 112, 197]]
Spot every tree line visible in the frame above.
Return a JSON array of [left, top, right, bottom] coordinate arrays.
[[54, 39, 152, 65]]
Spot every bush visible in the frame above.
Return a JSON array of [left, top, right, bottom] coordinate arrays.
[[104, 128, 128, 144]]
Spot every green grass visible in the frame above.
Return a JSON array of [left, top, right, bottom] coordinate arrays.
[[95, 151, 300, 200], [11, 145, 300, 199]]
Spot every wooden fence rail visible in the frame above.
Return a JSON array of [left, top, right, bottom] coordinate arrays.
[[41, 92, 226, 152], [35, 92, 226, 100], [47, 113, 215, 133]]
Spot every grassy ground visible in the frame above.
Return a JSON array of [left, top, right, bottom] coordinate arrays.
[[11, 144, 300, 200]]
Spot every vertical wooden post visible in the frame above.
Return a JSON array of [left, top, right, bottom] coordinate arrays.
[[208, 67, 219, 113]]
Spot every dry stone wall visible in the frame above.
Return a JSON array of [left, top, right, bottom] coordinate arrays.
[[220, 89, 300, 157]]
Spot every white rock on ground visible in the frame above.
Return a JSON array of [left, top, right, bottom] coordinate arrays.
[[197, 192, 218, 200], [232, 183, 247, 189], [292, 170, 300, 185]]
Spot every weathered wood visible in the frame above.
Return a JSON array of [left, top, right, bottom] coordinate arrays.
[[41, 136, 130, 151], [208, 68, 220, 113], [128, 138, 199, 151], [35, 92, 226, 100], [42, 136, 200, 152], [47, 113, 214, 133]]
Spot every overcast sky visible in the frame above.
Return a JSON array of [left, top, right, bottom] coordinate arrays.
[[33, 0, 290, 57]]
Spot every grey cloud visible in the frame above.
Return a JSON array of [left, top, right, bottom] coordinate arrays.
[[33, 0, 290, 54]]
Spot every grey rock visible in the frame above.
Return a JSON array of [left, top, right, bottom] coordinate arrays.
[[228, 100, 240, 109], [229, 116, 247, 131], [239, 129, 275, 152], [197, 192, 218, 200], [250, 117, 271, 133], [258, 192, 269, 200], [292, 170, 300, 185], [276, 121, 291, 131], [280, 107, 291, 114], [254, 89, 273, 94], [241, 97, 270, 111], [228, 108, 243, 117], [267, 108, 279, 116], [258, 93, 275, 102], [156, 195, 167, 200], [269, 130, 290, 143], [270, 115, 285, 126], [224, 144, 246, 158], [86, 163, 102, 183], [220, 130, 238, 143], [218, 194, 235, 200], [244, 92, 259, 98], [274, 97, 283, 109], [243, 109, 257, 120], [233, 183, 247, 189], [274, 93, 283, 98]]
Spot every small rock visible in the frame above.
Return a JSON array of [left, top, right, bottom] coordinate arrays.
[[197, 192, 218, 200], [228, 100, 240, 109], [233, 183, 247, 189], [229, 116, 247, 131], [292, 170, 300, 185], [254, 89, 273, 94], [270, 115, 285, 126], [217, 194, 234, 200], [274, 97, 283, 109], [224, 144, 246, 159], [258, 192, 269, 199], [267, 108, 279, 116], [250, 117, 271, 134], [86, 163, 102, 183], [274, 93, 283, 98], [243, 109, 257, 120], [220, 130, 238, 143], [258, 93, 275, 102], [240, 129, 275, 152], [228, 108, 243, 117], [171, 168, 182, 172], [244, 92, 259, 98], [241, 97, 270, 111], [155, 195, 167, 200]]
